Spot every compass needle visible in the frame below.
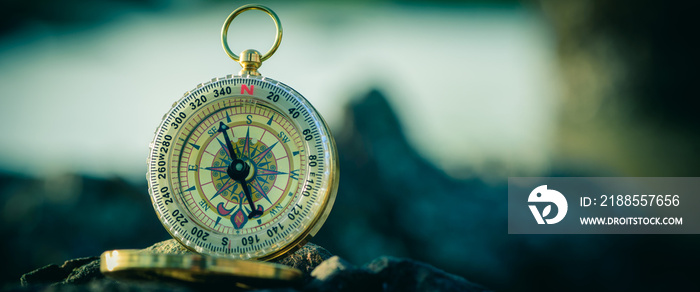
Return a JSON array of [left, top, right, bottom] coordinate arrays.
[[145, 4, 338, 263], [241, 179, 263, 219], [215, 137, 231, 159], [218, 122, 238, 161]]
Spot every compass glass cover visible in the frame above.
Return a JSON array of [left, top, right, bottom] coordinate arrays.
[[148, 75, 337, 260]]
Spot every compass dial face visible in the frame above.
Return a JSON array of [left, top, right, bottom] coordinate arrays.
[[147, 76, 338, 260]]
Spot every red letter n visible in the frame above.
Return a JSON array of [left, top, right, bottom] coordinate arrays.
[[241, 84, 254, 95]]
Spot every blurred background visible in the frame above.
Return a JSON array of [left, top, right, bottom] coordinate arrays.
[[1, 0, 699, 291]]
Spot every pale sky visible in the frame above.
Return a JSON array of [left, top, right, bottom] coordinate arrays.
[[0, 2, 559, 182]]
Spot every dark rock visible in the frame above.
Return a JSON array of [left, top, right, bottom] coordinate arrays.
[[19, 264, 66, 287], [18, 240, 334, 290], [271, 242, 334, 274], [365, 256, 490, 292], [142, 239, 193, 255], [20, 257, 98, 287], [31, 279, 194, 292], [0, 173, 171, 286], [308, 256, 381, 292], [63, 259, 102, 285], [17, 242, 490, 292], [314, 88, 507, 290], [309, 256, 352, 281], [305, 255, 489, 292]]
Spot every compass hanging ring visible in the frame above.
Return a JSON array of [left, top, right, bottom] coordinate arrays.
[[221, 4, 283, 63]]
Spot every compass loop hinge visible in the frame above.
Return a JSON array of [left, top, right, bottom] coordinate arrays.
[[239, 49, 262, 76]]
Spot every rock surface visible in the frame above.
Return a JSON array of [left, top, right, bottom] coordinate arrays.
[[306, 256, 489, 292], [142, 238, 193, 255], [19, 256, 99, 287], [18, 240, 488, 292]]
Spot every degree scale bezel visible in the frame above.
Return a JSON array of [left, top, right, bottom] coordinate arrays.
[[147, 74, 338, 261]]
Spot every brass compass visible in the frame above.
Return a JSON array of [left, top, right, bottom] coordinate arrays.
[[102, 4, 339, 286]]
